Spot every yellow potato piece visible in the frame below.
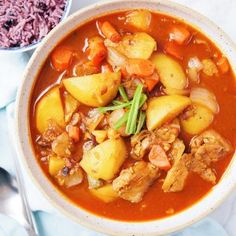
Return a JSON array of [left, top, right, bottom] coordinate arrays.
[[92, 130, 107, 144], [90, 184, 118, 203], [118, 32, 157, 59], [63, 72, 121, 107], [146, 95, 191, 131], [151, 53, 187, 89], [180, 103, 214, 135], [126, 10, 152, 31], [36, 87, 65, 133], [80, 138, 127, 180], [49, 155, 65, 176]]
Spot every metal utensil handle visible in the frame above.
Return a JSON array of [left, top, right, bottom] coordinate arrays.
[[9, 135, 39, 236]]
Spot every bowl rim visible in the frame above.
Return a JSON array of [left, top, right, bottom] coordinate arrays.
[[0, 0, 72, 53], [15, 0, 236, 235]]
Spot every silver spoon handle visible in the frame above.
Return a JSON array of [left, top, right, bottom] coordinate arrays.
[[10, 143, 39, 235]]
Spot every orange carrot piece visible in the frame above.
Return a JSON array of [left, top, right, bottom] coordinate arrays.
[[67, 125, 80, 142], [101, 63, 113, 73], [125, 58, 155, 77], [148, 145, 171, 171], [145, 79, 159, 91], [51, 46, 73, 71], [217, 57, 229, 74], [100, 21, 121, 43], [164, 41, 183, 60], [169, 26, 191, 45], [144, 72, 159, 91], [87, 36, 107, 66]]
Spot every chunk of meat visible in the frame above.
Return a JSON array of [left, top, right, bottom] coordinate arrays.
[[162, 154, 192, 192], [131, 130, 154, 160], [190, 129, 233, 184], [130, 119, 180, 160], [51, 132, 74, 158], [113, 161, 159, 203], [168, 139, 185, 163], [36, 120, 63, 147], [153, 119, 180, 151]]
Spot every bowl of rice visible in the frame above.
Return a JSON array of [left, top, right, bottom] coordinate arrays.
[[0, 0, 72, 53]]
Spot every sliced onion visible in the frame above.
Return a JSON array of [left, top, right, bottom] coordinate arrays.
[[190, 87, 219, 114], [163, 87, 190, 96], [109, 108, 128, 136], [107, 46, 127, 70], [187, 57, 203, 83], [188, 57, 203, 70]]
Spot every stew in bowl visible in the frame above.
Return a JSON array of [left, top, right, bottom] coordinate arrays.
[[16, 0, 236, 235], [30, 8, 236, 222]]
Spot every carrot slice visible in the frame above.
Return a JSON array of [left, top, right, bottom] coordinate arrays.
[[67, 125, 80, 142], [51, 46, 73, 71], [144, 72, 159, 91], [145, 79, 158, 91], [169, 26, 191, 45], [164, 41, 183, 60], [217, 57, 229, 74], [101, 63, 113, 73], [148, 145, 171, 171], [87, 36, 107, 66], [125, 58, 155, 77], [100, 21, 121, 43]]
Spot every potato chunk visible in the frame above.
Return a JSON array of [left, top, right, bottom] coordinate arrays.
[[120, 33, 156, 59], [126, 10, 152, 31], [36, 87, 65, 133], [146, 95, 191, 131], [90, 184, 118, 203], [80, 138, 127, 180], [180, 104, 214, 135], [151, 53, 187, 89], [49, 155, 65, 176], [105, 33, 156, 60], [63, 72, 121, 107]]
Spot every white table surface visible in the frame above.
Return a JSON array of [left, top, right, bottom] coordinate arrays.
[[71, 1, 236, 235]]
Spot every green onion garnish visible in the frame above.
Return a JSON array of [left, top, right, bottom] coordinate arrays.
[[118, 85, 129, 102], [114, 111, 129, 130], [125, 84, 143, 134], [98, 102, 131, 113], [135, 111, 146, 134]]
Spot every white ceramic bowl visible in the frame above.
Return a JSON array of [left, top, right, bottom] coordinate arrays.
[[0, 0, 72, 53], [16, 0, 236, 235]]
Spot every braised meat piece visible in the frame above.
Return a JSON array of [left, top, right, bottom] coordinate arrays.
[[112, 161, 159, 203], [36, 120, 63, 147], [153, 118, 180, 152], [162, 154, 191, 192], [189, 130, 233, 184], [131, 130, 154, 160], [130, 119, 180, 160], [168, 139, 185, 163], [51, 132, 74, 158]]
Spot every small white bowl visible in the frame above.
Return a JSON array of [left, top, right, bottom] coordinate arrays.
[[16, 0, 236, 235], [0, 0, 72, 54]]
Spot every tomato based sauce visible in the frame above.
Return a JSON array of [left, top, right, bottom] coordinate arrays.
[[30, 10, 236, 221]]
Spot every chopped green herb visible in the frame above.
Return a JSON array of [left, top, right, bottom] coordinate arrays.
[[112, 100, 125, 105], [126, 84, 143, 134], [98, 102, 131, 113], [114, 111, 129, 130], [135, 111, 146, 134], [118, 85, 129, 102]]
